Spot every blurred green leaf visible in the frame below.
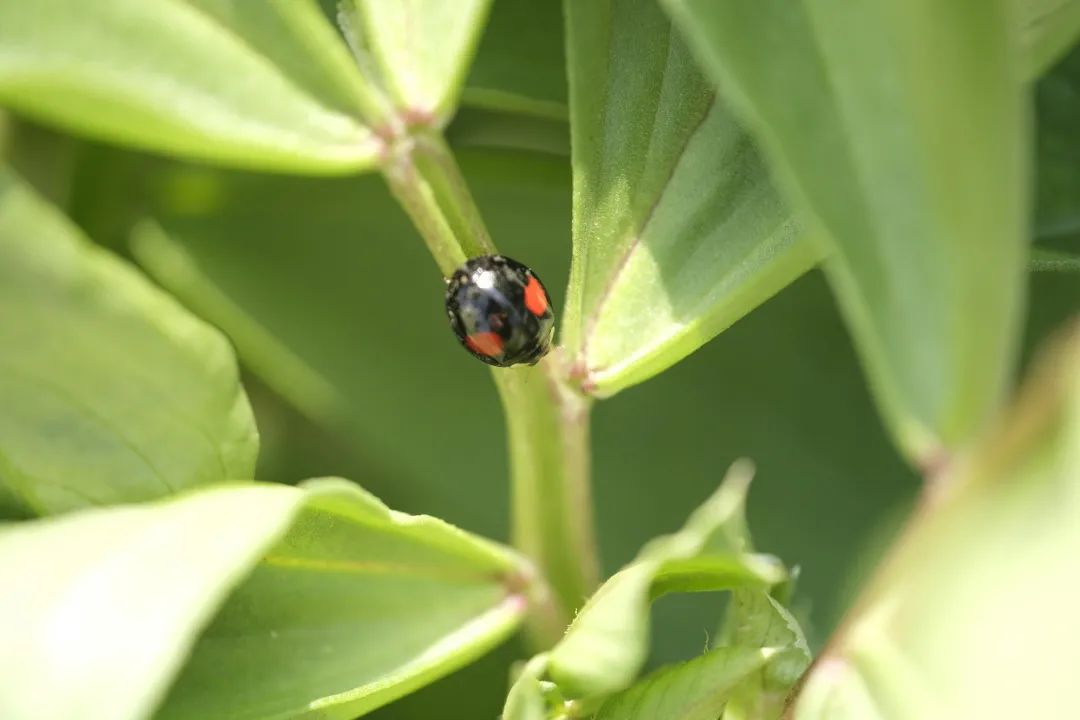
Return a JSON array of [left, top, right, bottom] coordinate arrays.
[[1019, 0, 1080, 78], [0, 0, 379, 173], [0, 479, 527, 720], [343, 0, 492, 125], [793, 322, 1080, 719], [663, 0, 1028, 462], [718, 590, 811, 720], [0, 166, 256, 515], [0, 484, 300, 720], [463, 0, 567, 120], [548, 463, 787, 699], [593, 646, 776, 720], [1036, 44, 1080, 239], [159, 477, 527, 720], [185, 0, 381, 120], [562, 0, 819, 397], [501, 656, 549, 720]]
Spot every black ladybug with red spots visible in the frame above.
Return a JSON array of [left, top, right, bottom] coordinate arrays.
[[445, 255, 554, 367]]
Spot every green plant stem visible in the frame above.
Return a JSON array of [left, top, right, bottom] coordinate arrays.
[[493, 356, 600, 641], [411, 131, 496, 258], [382, 138, 467, 277], [379, 129, 599, 646]]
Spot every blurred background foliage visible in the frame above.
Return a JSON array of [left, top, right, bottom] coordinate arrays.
[[1, 0, 1078, 716]]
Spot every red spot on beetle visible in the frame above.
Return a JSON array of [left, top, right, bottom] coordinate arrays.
[[524, 276, 548, 316], [465, 332, 504, 357]]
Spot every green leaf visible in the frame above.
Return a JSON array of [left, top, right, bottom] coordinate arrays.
[[500, 466, 805, 718], [501, 656, 550, 720], [1019, 0, 1080, 79], [718, 591, 812, 720], [0, 0, 379, 173], [158, 477, 527, 720], [0, 479, 528, 720], [792, 322, 1080, 719], [343, 0, 493, 125], [547, 462, 787, 699], [593, 646, 777, 720], [1036, 44, 1080, 239], [0, 484, 301, 720], [663, 0, 1028, 461], [463, 0, 568, 120], [562, 0, 820, 397], [0, 166, 257, 515]]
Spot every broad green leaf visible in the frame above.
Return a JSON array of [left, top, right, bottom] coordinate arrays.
[[343, 0, 493, 125], [663, 0, 1028, 461], [594, 646, 777, 720], [1036, 44, 1080, 239], [793, 322, 1080, 719], [562, 0, 820, 397], [1019, 0, 1080, 78], [0, 167, 257, 515], [463, 0, 567, 120], [0, 484, 301, 720], [0, 0, 379, 173], [159, 477, 527, 720], [719, 590, 812, 720], [548, 463, 787, 699], [0, 479, 528, 720]]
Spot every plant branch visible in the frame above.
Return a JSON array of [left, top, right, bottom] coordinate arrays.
[[379, 127, 599, 646]]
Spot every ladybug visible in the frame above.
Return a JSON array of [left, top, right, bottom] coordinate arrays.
[[445, 255, 554, 367]]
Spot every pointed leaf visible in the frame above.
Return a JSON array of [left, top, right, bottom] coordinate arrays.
[[0, 0, 379, 173], [793, 322, 1080, 719], [663, 0, 1028, 461], [548, 463, 786, 699], [0, 167, 257, 515], [158, 478, 527, 720], [562, 0, 819, 397], [344, 0, 493, 124], [719, 591, 812, 720], [0, 484, 301, 720]]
